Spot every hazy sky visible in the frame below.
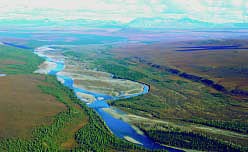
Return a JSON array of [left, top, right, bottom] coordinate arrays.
[[0, 0, 247, 23]]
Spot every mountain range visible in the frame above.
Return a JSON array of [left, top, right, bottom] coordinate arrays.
[[1, 17, 247, 29]]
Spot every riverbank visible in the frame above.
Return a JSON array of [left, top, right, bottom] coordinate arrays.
[[34, 45, 180, 151], [34, 46, 179, 151], [34, 61, 57, 74]]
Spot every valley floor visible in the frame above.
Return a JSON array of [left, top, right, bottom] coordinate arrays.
[[1, 31, 248, 151]]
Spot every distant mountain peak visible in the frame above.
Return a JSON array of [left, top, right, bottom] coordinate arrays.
[[126, 17, 213, 29], [1, 17, 247, 30], [126, 17, 248, 29]]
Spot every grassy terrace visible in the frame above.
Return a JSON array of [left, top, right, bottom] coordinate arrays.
[[2, 42, 247, 151], [0, 45, 43, 74], [1, 76, 149, 151], [0, 45, 152, 151], [0, 75, 67, 139], [105, 59, 248, 151], [60, 44, 248, 151], [114, 39, 248, 97]]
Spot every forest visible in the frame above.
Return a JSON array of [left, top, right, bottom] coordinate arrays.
[[0, 45, 156, 151], [0, 76, 153, 151], [68, 47, 248, 151]]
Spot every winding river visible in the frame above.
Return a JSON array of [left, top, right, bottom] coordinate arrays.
[[34, 46, 181, 152]]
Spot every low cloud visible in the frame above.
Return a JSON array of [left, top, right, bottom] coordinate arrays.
[[0, 0, 247, 23]]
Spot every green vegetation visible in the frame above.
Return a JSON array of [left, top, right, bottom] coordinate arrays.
[[60, 45, 248, 151], [100, 63, 146, 81], [0, 76, 149, 151], [74, 104, 145, 151], [118, 39, 248, 94], [104, 60, 248, 151], [144, 130, 244, 152], [2, 42, 247, 151], [0, 76, 86, 151], [63, 47, 146, 81], [0, 75, 66, 138], [183, 119, 248, 134], [0, 45, 43, 74], [0, 45, 151, 151]]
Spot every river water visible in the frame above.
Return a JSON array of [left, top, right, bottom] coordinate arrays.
[[34, 47, 181, 152]]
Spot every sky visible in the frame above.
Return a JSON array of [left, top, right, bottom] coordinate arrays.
[[0, 0, 247, 23]]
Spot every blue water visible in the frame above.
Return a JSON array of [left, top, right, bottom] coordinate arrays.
[[0, 32, 127, 45], [96, 108, 179, 151], [119, 84, 149, 99], [3, 42, 31, 49], [35, 49, 182, 151], [176, 45, 248, 52], [49, 62, 64, 75]]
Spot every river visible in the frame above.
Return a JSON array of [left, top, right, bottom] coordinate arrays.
[[34, 46, 181, 152]]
